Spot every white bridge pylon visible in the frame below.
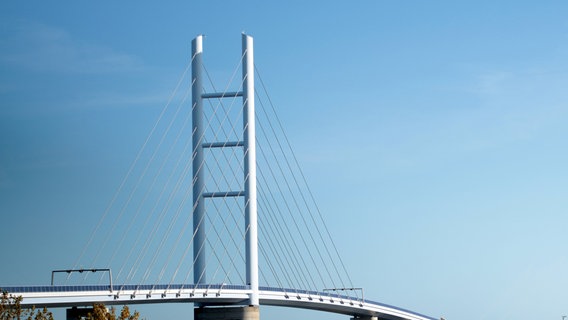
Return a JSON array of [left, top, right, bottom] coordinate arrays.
[[2, 34, 439, 320], [191, 33, 258, 306]]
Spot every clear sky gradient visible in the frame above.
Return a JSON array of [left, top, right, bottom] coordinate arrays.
[[1, 1, 568, 320]]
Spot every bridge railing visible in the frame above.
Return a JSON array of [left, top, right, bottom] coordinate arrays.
[[4, 284, 359, 299], [1, 284, 252, 294], [4, 284, 362, 302]]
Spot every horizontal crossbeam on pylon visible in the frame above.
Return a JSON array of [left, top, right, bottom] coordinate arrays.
[[202, 141, 244, 148], [202, 91, 243, 99], [203, 191, 245, 198]]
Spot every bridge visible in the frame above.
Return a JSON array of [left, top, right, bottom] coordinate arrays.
[[3, 285, 434, 320], [1, 34, 438, 320]]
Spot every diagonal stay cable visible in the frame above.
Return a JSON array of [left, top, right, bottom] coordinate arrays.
[[132, 53, 240, 285], [169, 52, 246, 288], [105, 77, 193, 283], [254, 124, 322, 292], [116, 81, 195, 284], [192, 196, 250, 291], [256, 135, 313, 290], [70, 55, 194, 280], [256, 180, 303, 291], [256, 140, 316, 293], [256, 65, 358, 298], [158, 134, 245, 281], [255, 92, 337, 290], [89, 66, 194, 276]]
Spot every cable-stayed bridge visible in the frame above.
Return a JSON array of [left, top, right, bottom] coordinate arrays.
[[1, 34, 437, 320]]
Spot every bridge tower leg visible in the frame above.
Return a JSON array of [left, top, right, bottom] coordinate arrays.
[[242, 33, 259, 307], [191, 34, 206, 285]]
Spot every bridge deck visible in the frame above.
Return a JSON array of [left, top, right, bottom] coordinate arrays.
[[1, 284, 436, 320]]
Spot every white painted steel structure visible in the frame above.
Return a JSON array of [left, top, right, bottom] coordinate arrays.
[[2, 34, 439, 320], [5, 285, 436, 320], [191, 34, 259, 306], [191, 34, 206, 287], [242, 33, 260, 307]]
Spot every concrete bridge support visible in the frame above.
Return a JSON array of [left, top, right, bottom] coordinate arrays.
[[194, 306, 260, 320]]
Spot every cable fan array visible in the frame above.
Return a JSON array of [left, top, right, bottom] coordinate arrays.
[[69, 44, 359, 301]]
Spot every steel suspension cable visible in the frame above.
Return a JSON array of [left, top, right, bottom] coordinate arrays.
[[106, 79, 193, 284], [171, 53, 248, 288], [138, 52, 244, 284], [256, 65, 358, 297], [118, 87, 196, 284], [254, 125, 322, 292], [70, 56, 194, 280], [256, 177, 306, 290], [255, 136, 316, 291], [255, 97, 339, 292]]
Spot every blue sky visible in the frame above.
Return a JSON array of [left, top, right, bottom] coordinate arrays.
[[2, 1, 568, 320]]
